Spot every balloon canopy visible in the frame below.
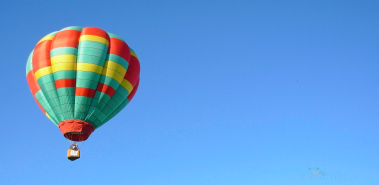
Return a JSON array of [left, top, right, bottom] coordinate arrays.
[[26, 26, 140, 141]]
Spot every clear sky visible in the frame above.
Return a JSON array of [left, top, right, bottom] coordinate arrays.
[[0, 0, 378, 184]]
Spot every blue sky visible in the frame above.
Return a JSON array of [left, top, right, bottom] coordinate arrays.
[[0, 0, 378, 184]]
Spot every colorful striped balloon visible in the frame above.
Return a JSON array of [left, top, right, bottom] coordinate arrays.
[[26, 26, 140, 141]]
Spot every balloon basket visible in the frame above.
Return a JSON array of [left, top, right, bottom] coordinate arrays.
[[67, 143, 80, 161]]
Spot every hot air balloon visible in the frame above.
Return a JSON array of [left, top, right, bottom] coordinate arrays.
[[26, 26, 140, 160]]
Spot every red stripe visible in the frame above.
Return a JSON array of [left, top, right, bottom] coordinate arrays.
[[127, 78, 139, 101], [55, 79, 76, 89], [75, 87, 96, 97], [32, 40, 52, 71], [26, 71, 41, 95], [125, 66, 139, 81], [124, 73, 139, 87], [123, 54, 140, 87], [109, 38, 130, 62], [27, 71, 46, 113], [81, 27, 110, 40], [96, 83, 116, 97], [51, 30, 81, 49], [130, 55, 141, 75]]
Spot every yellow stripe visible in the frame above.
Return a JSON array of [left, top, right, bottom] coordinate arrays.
[[37, 35, 54, 45], [77, 63, 103, 74], [121, 80, 133, 93], [46, 113, 51, 119], [105, 61, 127, 75], [102, 68, 124, 84], [130, 51, 139, 60], [35, 67, 52, 80], [51, 55, 77, 65], [52, 63, 76, 72], [79, 35, 109, 46]]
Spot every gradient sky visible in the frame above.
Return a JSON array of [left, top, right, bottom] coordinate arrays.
[[0, 0, 378, 184]]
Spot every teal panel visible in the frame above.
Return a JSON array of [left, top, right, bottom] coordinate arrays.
[[57, 87, 75, 120], [26, 51, 34, 75], [85, 106, 101, 123], [107, 54, 129, 68], [102, 106, 113, 116], [90, 99, 107, 111], [74, 96, 92, 120], [35, 90, 59, 124], [107, 99, 119, 110], [116, 86, 129, 97], [53, 71, 76, 80], [77, 55, 106, 66], [37, 74, 55, 84], [94, 119, 101, 126], [99, 76, 120, 90], [57, 87, 75, 96], [78, 47, 107, 59], [97, 112, 107, 121], [76, 71, 101, 80], [76, 79, 98, 89], [40, 82, 56, 92], [79, 40, 108, 51], [45, 31, 58, 36], [90, 92, 111, 111], [97, 93, 111, 107], [50, 47, 78, 57], [45, 91, 59, 100], [75, 96, 92, 106], [111, 92, 125, 104], [34, 90, 45, 99], [60, 26, 83, 31]]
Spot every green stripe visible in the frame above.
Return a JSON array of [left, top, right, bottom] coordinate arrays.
[[46, 31, 58, 36], [39, 81, 56, 92], [99, 76, 120, 91], [76, 71, 101, 81], [106, 98, 119, 109], [97, 112, 107, 121], [94, 119, 101, 126], [61, 26, 83, 31], [90, 92, 110, 110], [77, 55, 106, 66], [74, 96, 92, 120], [85, 106, 101, 123], [56, 87, 75, 120], [111, 92, 125, 104], [53, 71, 76, 80], [35, 90, 60, 124], [115, 86, 129, 98], [78, 47, 108, 59], [101, 106, 113, 116], [37, 74, 55, 86], [50, 47, 78, 57], [26, 51, 34, 75], [107, 54, 129, 69], [79, 41, 108, 52], [76, 79, 98, 89]]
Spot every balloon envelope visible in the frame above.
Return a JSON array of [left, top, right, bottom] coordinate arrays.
[[26, 26, 140, 141]]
